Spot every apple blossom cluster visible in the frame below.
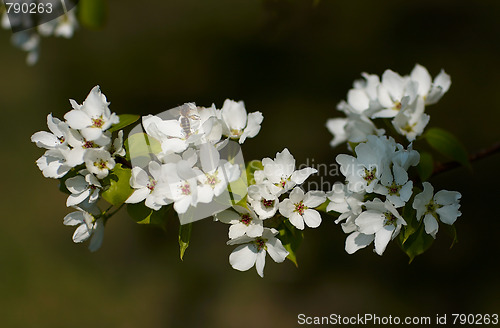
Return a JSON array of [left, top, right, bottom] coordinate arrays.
[[125, 99, 263, 219], [326, 64, 451, 147], [31, 64, 467, 276], [325, 66, 462, 258], [216, 148, 326, 277], [32, 85, 122, 251], [328, 135, 461, 255], [1, 1, 78, 65]]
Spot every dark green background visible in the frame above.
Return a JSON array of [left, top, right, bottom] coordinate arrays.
[[1, 0, 499, 327]]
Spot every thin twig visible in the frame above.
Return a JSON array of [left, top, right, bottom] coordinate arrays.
[[432, 141, 500, 176]]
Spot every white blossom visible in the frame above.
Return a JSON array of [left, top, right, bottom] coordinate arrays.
[[259, 148, 317, 196], [412, 182, 461, 238], [349, 198, 406, 255], [216, 205, 264, 239], [228, 228, 288, 277], [65, 86, 119, 141], [336, 135, 396, 193], [220, 99, 263, 144], [31, 114, 70, 149], [372, 69, 418, 119], [373, 164, 413, 208], [279, 187, 326, 230], [63, 206, 104, 252], [65, 170, 101, 207], [410, 64, 451, 105], [247, 183, 279, 219], [83, 149, 115, 179], [125, 161, 171, 211]]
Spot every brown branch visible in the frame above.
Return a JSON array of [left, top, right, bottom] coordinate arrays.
[[432, 141, 500, 176]]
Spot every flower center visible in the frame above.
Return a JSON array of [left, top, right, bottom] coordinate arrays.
[[83, 140, 96, 149], [180, 183, 191, 195], [294, 200, 307, 215], [275, 177, 289, 189], [261, 199, 275, 208], [384, 211, 398, 227], [363, 167, 377, 185], [147, 178, 157, 191], [394, 101, 402, 110], [94, 159, 108, 170], [254, 238, 267, 251], [240, 214, 252, 226], [401, 123, 416, 133], [92, 116, 105, 128], [205, 172, 220, 188], [230, 129, 243, 137], [57, 136, 65, 144], [425, 200, 442, 215], [386, 182, 402, 196]]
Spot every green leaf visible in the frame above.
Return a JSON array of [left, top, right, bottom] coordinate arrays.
[[179, 223, 193, 261], [126, 203, 169, 228], [108, 114, 140, 133], [78, 0, 107, 30], [101, 164, 133, 206], [315, 199, 330, 213], [424, 128, 470, 169], [125, 133, 162, 160], [245, 160, 263, 185], [277, 219, 304, 267], [416, 152, 434, 181], [399, 198, 419, 244], [400, 223, 434, 263]]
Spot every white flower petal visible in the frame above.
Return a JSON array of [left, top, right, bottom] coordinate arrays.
[[125, 188, 150, 204], [434, 190, 461, 206], [291, 167, 317, 185], [345, 232, 374, 254], [423, 213, 439, 238], [64, 110, 92, 130], [374, 226, 393, 255], [88, 219, 104, 252], [216, 209, 241, 224], [229, 223, 248, 239], [266, 237, 288, 263], [255, 250, 266, 277], [302, 209, 322, 228], [303, 191, 326, 208], [63, 211, 85, 226], [72, 224, 91, 243], [356, 210, 384, 235], [229, 244, 257, 272], [288, 212, 305, 230], [436, 204, 461, 225]]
